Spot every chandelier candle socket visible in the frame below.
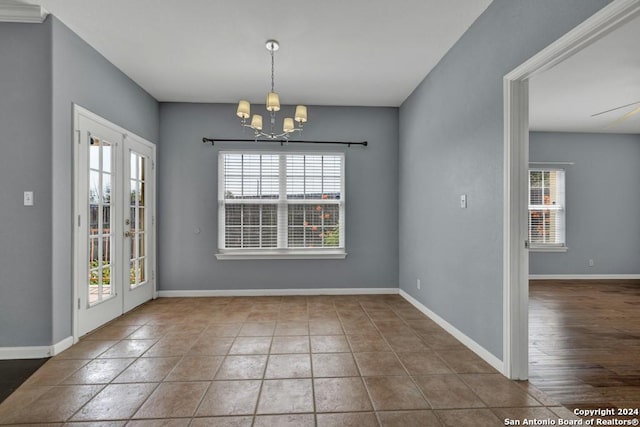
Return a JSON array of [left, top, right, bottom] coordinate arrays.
[[236, 39, 308, 140]]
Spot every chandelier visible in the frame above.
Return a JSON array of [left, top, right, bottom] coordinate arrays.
[[236, 40, 308, 140]]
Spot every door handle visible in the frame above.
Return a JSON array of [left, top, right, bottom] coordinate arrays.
[[124, 230, 133, 238]]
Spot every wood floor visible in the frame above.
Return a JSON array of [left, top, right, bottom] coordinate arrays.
[[529, 280, 640, 411]]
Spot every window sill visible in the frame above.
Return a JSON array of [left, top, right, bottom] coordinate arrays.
[[216, 250, 347, 260], [529, 246, 568, 253]]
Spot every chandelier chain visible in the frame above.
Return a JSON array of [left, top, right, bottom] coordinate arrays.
[[270, 48, 275, 93]]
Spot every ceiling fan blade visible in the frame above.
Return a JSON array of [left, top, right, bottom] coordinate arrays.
[[605, 105, 640, 128], [592, 101, 640, 117]]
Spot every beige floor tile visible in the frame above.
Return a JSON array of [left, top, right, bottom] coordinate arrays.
[[353, 352, 407, 376], [253, 414, 315, 427], [435, 349, 497, 373], [195, 380, 261, 416], [238, 321, 276, 337], [420, 331, 465, 350], [396, 351, 452, 375], [164, 356, 224, 381], [133, 381, 208, 419], [125, 325, 174, 339], [70, 383, 157, 421], [274, 321, 309, 336], [62, 358, 135, 384], [312, 353, 359, 377], [256, 379, 314, 414], [347, 334, 391, 352], [265, 354, 312, 379], [145, 335, 200, 356], [314, 377, 373, 412], [310, 335, 350, 353], [270, 336, 310, 354], [364, 376, 429, 411], [83, 325, 141, 341], [189, 416, 253, 427], [113, 357, 180, 383], [188, 337, 234, 356], [67, 421, 125, 426], [228, 337, 272, 355], [54, 340, 118, 359], [460, 374, 542, 407], [190, 416, 253, 426], [0, 384, 103, 424], [98, 339, 157, 358], [378, 410, 442, 426], [23, 359, 90, 386], [384, 334, 429, 352], [316, 412, 379, 427], [126, 419, 191, 426], [309, 320, 344, 335], [413, 375, 485, 409], [215, 355, 267, 379], [435, 408, 503, 427], [202, 323, 243, 337]]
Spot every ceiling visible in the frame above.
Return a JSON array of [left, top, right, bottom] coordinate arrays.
[[530, 13, 640, 134], [23, 0, 492, 107]]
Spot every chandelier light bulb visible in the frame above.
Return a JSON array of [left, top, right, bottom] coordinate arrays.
[[266, 92, 280, 112], [236, 100, 250, 119], [283, 118, 294, 133], [294, 105, 308, 123], [251, 114, 263, 130]]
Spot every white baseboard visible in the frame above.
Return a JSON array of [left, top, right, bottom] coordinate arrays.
[[158, 288, 399, 298], [0, 335, 74, 360], [530, 274, 640, 280], [399, 289, 505, 374]]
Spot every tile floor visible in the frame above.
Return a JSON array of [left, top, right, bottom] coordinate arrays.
[[0, 294, 580, 426]]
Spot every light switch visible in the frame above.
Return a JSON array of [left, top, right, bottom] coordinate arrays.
[[24, 191, 34, 206], [460, 194, 467, 209]]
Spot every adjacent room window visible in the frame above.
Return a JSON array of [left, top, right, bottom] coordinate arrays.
[[528, 168, 566, 250], [218, 151, 345, 259]]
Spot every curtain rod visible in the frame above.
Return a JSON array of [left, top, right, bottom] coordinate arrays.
[[202, 137, 368, 147]]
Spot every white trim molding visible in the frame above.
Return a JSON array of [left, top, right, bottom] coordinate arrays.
[[399, 290, 504, 374], [0, 336, 73, 360], [157, 287, 399, 298], [0, 1, 48, 23], [503, 0, 640, 380], [530, 274, 640, 280]]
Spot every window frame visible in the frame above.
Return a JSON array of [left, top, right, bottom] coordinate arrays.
[[527, 167, 567, 252], [216, 150, 347, 260]]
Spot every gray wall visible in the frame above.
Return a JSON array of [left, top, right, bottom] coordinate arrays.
[[529, 132, 640, 275], [50, 17, 159, 343], [398, 0, 610, 359], [0, 17, 158, 348], [0, 20, 53, 347], [158, 103, 398, 291]]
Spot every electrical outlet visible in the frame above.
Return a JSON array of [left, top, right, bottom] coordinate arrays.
[[460, 194, 467, 209], [417, 279, 421, 290], [588, 259, 595, 267]]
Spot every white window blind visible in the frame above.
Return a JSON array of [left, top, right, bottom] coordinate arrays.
[[218, 152, 345, 258], [528, 168, 566, 249]]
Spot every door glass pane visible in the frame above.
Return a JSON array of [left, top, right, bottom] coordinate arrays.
[[129, 151, 148, 289], [87, 136, 115, 306]]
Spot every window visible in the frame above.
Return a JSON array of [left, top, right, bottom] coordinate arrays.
[[217, 151, 345, 259], [528, 168, 566, 250]]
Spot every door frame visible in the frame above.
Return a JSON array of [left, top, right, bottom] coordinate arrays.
[[72, 104, 157, 343], [503, 0, 640, 379]]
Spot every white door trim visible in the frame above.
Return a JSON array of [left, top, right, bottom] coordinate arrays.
[[72, 104, 157, 343], [503, 0, 640, 380]]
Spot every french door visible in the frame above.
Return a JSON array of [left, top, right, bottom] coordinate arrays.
[[74, 106, 156, 338]]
